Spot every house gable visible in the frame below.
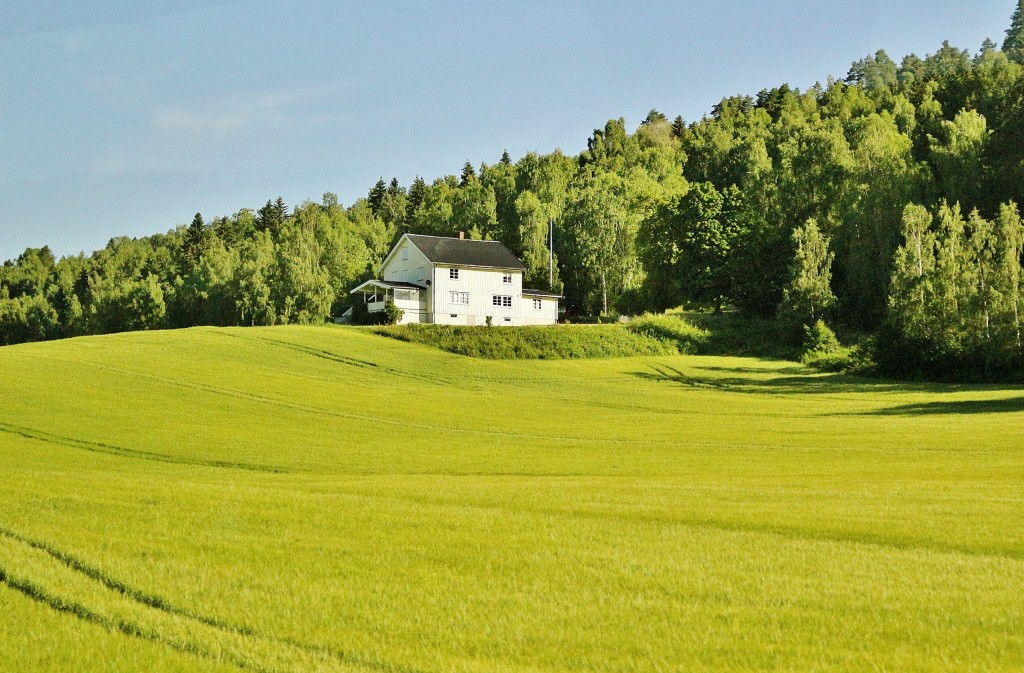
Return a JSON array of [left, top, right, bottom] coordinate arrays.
[[379, 236, 432, 285]]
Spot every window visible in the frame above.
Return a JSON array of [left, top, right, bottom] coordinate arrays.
[[449, 268, 459, 280], [532, 298, 542, 310], [418, 267, 425, 282], [401, 246, 408, 261], [449, 291, 469, 305], [502, 272, 512, 283], [492, 295, 512, 307]]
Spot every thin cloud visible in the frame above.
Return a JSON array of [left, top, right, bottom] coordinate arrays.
[[155, 108, 252, 134], [153, 90, 320, 136]]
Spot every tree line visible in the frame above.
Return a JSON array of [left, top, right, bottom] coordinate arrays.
[[4, 2, 1024, 378]]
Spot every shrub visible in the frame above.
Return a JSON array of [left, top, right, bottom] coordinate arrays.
[[371, 323, 678, 359], [382, 300, 403, 325], [625, 314, 709, 354], [799, 320, 868, 373], [352, 300, 402, 326]]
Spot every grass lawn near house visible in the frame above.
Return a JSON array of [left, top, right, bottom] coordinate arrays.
[[0, 324, 1021, 672]]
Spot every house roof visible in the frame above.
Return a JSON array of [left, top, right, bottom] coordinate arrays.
[[405, 234, 527, 270], [522, 288, 562, 298]]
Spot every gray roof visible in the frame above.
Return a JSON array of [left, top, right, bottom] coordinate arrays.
[[406, 234, 527, 270], [522, 288, 562, 298]]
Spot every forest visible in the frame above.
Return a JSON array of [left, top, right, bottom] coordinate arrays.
[[4, 3, 1024, 379]]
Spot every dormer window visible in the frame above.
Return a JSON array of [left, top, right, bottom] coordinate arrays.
[[502, 272, 512, 283], [449, 268, 459, 280]]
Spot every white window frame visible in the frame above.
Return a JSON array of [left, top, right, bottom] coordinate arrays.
[[492, 294, 512, 308], [532, 298, 542, 310], [502, 272, 512, 283], [402, 246, 409, 261], [449, 291, 469, 305], [449, 268, 459, 280]]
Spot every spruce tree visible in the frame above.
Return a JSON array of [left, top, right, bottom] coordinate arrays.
[[406, 176, 427, 220], [182, 212, 209, 270], [1003, 0, 1024, 64], [368, 178, 387, 214], [671, 115, 686, 139], [459, 161, 476, 186]]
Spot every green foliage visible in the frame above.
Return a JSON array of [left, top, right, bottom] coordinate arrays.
[[780, 218, 836, 332], [798, 319, 866, 372], [351, 299, 401, 326], [624, 313, 709, 354], [1004, 0, 1024, 64], [382, 300, 403, 325], [639, 182, 746, 311], [882, 201, 1024, 379], [373, 323, 677, 358]]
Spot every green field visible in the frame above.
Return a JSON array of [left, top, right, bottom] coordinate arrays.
[[1, 326, 1022, 672]]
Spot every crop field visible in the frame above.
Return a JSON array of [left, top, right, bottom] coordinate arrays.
[[0, 325, 1022, 672]]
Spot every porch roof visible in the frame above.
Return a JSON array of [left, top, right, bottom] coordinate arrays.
[[350, 279, 424, 295]]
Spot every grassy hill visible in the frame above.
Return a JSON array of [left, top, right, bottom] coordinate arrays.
[[1, 325, 1022, 672]]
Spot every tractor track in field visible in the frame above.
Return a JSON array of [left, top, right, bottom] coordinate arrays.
[[0, 524, 430, 673], [0, 564, 277, 673], [18, 352, 676, 446], [213, 331, 461, 387], [18, 351, 994, 459], [332, 488, 1024, 562], [0, 422, 290, 474]]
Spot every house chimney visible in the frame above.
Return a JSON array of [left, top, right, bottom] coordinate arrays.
[[458, 231, 465, 240]]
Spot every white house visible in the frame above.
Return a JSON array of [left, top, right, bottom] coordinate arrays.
[[350, 233, 560, 325]]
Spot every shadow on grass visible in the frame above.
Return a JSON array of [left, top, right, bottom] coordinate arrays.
[[866, 397, 1024, 415], [633, 363, 1024, 412], [633, 362, 906, 395]]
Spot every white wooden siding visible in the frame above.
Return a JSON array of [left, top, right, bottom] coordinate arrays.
[[432, 265, 526, 324], [520, 295, 559, 325]]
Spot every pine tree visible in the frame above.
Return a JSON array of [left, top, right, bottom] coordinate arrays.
[[1003, 0, 1024, 64], [500, 149, 512, 165]]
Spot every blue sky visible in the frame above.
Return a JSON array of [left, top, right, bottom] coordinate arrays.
[[0, 0, 1016, 262]]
